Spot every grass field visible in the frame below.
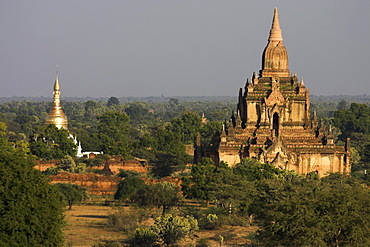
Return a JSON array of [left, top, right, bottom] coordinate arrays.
[[64, 204, 257, 247]]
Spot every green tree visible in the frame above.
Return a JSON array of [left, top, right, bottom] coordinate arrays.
[[151, 151, 191, 178], [168, 112, 202, 144], [350, 147, 362, 172], [131, 182, 181, 215], [152, 128, 184, 154], [85, 100, 98, 118], [73, 128, 101, 152], [54, 183, 89, 210], [0, 121, 7, 136], [107, 97, 120, 107], [333, 103, 370, 137], [58, 155, 86, 173], [182, 158, 217, 203], [180, 112, 202, 143], [97, 111, 131, 157], [337, 99, 349, 110], [207, 162, 254, 212], [199, 121, 222, 144], [183, 158, 255, 215], [147, 126, 191, 178], [152, 214, 198, 246], [114, 177, 146, 201], [333, 103, 370, 171], [124, 102, 156, 125], [0, 125, 65, 246], [252, 174, 370, 246], [234, 158, 285, 181], [29, 124, 77, 160]]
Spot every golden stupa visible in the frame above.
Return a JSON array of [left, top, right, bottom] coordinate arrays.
[[45, 71, 68, 129]]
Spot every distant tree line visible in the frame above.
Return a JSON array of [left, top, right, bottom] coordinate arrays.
[[0, 98, 230, 178], [1, 96, 370, 178]]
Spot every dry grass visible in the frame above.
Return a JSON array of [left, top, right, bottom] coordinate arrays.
[[178, 225, 257, 247], [64, 205, 124, 247], [64, 204, 257, 247]]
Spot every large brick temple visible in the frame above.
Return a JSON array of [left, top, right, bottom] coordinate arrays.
[[200, 8, 351, 176]]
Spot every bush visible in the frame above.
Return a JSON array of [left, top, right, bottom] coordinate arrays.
[[82, 158, 105, 167], [91, 168, 103, 174], [152, 214, 198, 246], [42, 166, 61, 175], [196, 238, 210, 247], [58, 155, 86, 173], [114, 177, 145, 201], [117, 169, 140, 178], [218, 214, 249, 227], [107, 209, 147, 232], [128, 227, 158, 247], [43, 156, 86, 175], [197, 206, 249, 229]]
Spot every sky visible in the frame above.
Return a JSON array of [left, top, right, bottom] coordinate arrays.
[[1, 0, 369, 98]]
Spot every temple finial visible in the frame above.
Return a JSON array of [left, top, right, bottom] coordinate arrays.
[[268, 8, 283, 44], [54, 66, 60, 91]]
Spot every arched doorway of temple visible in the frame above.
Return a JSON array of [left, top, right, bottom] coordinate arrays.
[[273, 112, 279, 136]]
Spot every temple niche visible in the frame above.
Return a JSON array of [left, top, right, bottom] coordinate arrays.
[[205, 8, 351, 176]]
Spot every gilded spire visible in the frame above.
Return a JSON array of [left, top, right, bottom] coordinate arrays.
[[45, 71, 68, 129], [260, 8, 290, 77], [53, 70, 61, 106], [54, 69, 60, 91], [268, 8, 283, 44]]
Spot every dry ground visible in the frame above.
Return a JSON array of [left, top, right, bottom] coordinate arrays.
[[64, 205, 123, 246], [64, 204, 257, 247]]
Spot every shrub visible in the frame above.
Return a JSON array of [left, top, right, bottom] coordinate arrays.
[[107, 209, 147, 232], [152, 214, 198, 246], [196, 238, 210, 247], [114, 177, 145, 201], [117, 169, 140, 178], [128, 227, 158, 247]]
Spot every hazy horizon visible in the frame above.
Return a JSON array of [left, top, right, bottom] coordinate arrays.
[[1, 1, 369, 98]]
